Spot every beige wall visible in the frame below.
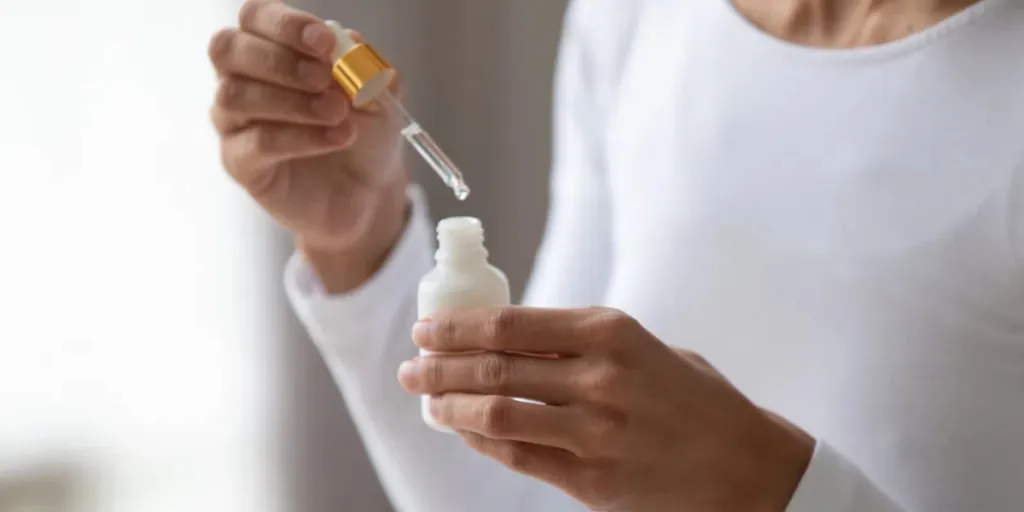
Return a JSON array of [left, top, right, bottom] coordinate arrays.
[[272, 2, 569, 511]]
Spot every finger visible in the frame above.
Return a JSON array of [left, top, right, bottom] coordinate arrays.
[[399, 352, 585, 404], [209, 29, 333, 93], [214, 76, 349, 127], [221, 122, 357, 180], [457, 430, 583, 487], [429, 394, 590, 455], [237, 0, 335, 59], [412, 306, 593, 355], [211, 104, 243, 135]]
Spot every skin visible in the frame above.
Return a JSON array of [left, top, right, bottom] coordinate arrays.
[[736, 0, 984, 49], [209, 0, 983, 509]]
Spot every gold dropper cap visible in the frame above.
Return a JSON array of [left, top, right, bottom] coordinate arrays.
[[326, 21, 397, 108], [323, 21, 471, 201]]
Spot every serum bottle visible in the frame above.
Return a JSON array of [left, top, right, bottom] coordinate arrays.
[[417, 217, 510, 432]]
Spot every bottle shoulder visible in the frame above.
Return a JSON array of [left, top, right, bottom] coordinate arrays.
[[418, 262, 510, 313], [419, 262, 508, 289]]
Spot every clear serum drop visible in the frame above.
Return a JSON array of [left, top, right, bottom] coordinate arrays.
[[416, 217, 510, 432]]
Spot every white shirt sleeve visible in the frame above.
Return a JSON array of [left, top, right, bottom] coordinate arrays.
[[787, 442, 904, 511], [281, 2, 619, 511]]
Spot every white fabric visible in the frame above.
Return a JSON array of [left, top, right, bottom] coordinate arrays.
[[285, 0, 1024, 511]]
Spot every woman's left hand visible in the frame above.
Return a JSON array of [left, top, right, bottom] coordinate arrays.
[[399, 306, 814, 512]]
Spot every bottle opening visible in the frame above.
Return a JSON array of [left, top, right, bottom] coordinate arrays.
[[436, 217, 486, 260], [437, 216, 483, 235]]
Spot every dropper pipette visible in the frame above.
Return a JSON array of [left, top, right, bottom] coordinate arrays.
[[378, 90, 471, 200], [325, 21, 470, 201]]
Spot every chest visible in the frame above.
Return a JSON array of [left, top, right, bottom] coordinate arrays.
[[602, 4, 1024, 307]]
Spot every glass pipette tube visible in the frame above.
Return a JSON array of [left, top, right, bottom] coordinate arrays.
[[378, 90, 471, 201]]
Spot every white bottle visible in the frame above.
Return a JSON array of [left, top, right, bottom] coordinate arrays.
[[417, 216, 510, 432]]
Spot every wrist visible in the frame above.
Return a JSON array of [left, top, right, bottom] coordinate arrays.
[[741, 410, 815, 512], [298, 182, 410, 295]]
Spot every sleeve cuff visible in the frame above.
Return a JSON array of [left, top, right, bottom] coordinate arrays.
[[786, 440, 902, 512], [284, 185, 434, 356]]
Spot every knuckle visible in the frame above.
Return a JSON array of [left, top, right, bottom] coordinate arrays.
[[597, 308, 641, 334], [271, 12, 304, 41], [210, 106, 232, 134], [676, 348, 711, 369], [484, 308, 517, 348], [208, 29, 235, 66], [215, 77, 245, 110], [266, 49, 296, 81], [435, 317, 458, 348], [224, 133, 256, 175], [478, 397, 512, 436], [422, 357, 444, 388], [583, 414, 625, 456], [425, 356, 446, 387], [581, 308, 640, 351], [237, 0, 266, 29], [690, 351, 712, 368], [503, 444, 536, 473], [579, 361, 627, 405], [477, 353, 511, 391], [246, 125, 278, 156]]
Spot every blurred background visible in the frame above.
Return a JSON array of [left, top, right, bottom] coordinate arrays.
[[0, 0, 567, 510]]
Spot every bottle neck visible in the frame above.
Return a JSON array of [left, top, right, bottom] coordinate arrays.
[[435, 250, 489, 269], [435, 217, 490, 269]]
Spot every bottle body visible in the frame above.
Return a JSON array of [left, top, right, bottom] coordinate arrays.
[[417, 217, 510, 433]]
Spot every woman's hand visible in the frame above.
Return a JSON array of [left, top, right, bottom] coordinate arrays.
[[399, 306, 814, 512], [209, 0, 408, 293]]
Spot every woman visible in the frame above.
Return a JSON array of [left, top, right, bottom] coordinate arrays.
[[208, 0, 1024, 510]]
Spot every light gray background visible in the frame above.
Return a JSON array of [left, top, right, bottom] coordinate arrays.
[[273, 2, 569, 510]]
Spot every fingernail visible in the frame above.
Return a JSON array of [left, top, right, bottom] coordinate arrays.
[[398, 360, 418, 388], [302, 23, 335, 56], [311, 90, 348, 121], [412, 319, 431, 345], [297, 60, 331, 90]]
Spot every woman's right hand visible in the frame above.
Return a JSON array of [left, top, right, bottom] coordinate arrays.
[[209, 0, 409, 292]]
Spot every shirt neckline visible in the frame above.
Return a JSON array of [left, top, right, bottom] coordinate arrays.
[[714, 0, 1011, 64]]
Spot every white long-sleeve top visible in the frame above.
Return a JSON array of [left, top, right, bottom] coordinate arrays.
[[285, 0, 1024, 510]]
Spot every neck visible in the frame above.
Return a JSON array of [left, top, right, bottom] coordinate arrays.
[[733, 0, 984, 48]]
